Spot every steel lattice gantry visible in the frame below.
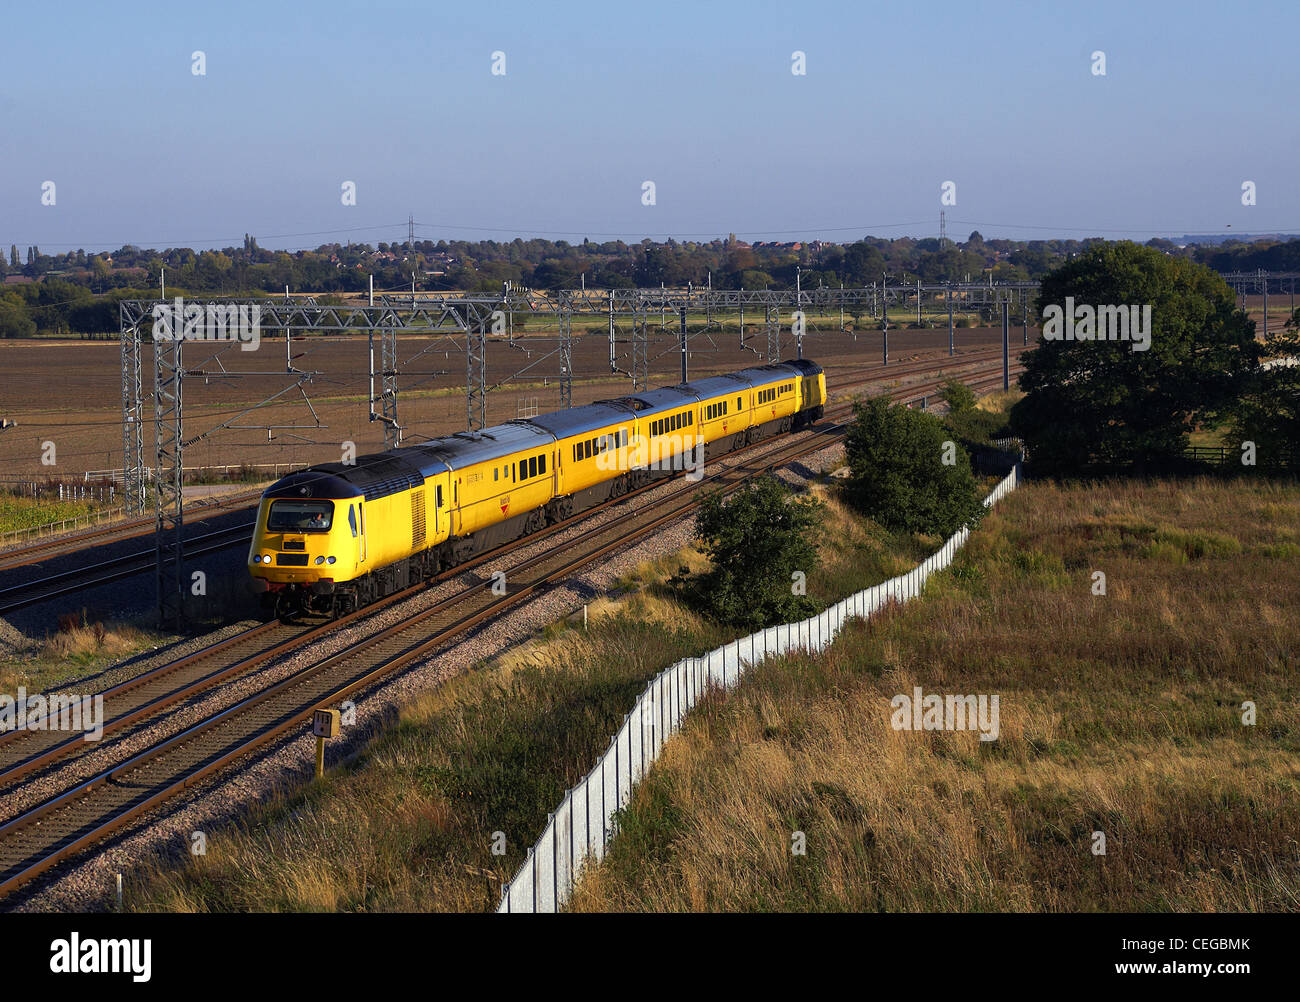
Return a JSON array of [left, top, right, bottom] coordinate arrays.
[[119, 283, 1042, 625], [120, 296, 484, 625], [119, 302, 147, 515], [153, 332, 185, 629]]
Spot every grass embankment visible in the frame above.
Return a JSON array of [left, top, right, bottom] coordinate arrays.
[[123, 481, 932, 911], [0, 612, 161, 696], [568, 477, 1300, 912]]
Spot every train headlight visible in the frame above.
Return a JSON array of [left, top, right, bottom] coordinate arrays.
[[252, 554, 263, 564], [327, 556, 336, 564], [314, 556, 325, 565]]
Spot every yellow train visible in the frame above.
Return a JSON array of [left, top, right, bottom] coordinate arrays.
[[248, 359, 826, 616]]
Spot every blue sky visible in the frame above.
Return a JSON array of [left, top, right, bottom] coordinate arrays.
[[2, 0, 1297, 251]]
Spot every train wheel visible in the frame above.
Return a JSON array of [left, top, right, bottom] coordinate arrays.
[[274, 591, 297, 622]]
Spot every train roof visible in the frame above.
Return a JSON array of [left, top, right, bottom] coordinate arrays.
[[781, 358, 824, 376], [675, 374, 750, 400], [523, 401, 633, 439], [269, 450, 427, 502], [596, 386, 697, 416], [262, 469, 365, 502], [732, 363, 800, 387], [396, 421, 554, 473]]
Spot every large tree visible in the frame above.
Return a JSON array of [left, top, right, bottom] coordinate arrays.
[[1231, 311, 1300, 468], [1011, 242, 1257, 473]]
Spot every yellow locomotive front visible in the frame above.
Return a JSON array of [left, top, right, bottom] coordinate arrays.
[[248, 470, 366, 617]]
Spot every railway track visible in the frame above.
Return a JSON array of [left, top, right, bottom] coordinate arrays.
[[0, 351, 1023, 793], [0, 523, 256, 617], [0, 354, 1023, 900], [1, 346, 1014, 618]]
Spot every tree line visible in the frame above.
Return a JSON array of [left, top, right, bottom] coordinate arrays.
[[3, 232, 1298, 337]]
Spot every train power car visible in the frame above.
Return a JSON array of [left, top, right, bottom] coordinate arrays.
[[248, 359, 826, 617]]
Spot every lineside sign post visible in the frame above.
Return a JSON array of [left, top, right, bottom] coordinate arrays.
[[313, 708, 340, 778]]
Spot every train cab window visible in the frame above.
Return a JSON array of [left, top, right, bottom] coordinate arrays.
[[268, 500, 333, 532], [436, 486, 443, 508], [348, 504, 358, 538]]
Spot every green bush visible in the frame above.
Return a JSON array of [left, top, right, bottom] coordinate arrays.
[[944, 407, 1010, 447], [682, 476, 823, 630], [939, 377, 977, 413], [843, 396, 986, 537]]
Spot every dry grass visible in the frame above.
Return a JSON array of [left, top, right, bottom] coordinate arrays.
[[125, 588, 736, 912], [122, 477, 938, 912], [0, 613, 155, 694], [975, 388, 1023, 414], [569, 476, 1300, 912]]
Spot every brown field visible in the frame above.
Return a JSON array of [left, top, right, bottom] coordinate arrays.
[[0, 325, 1013, 480]]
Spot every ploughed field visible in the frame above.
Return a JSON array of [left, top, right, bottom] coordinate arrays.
[[0, 326, 1010, 480]]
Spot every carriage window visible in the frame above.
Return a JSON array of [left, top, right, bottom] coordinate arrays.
[[519, 459, 527, 480], [737, 397, 742, 409], [539, 454, 546, 475], [529, 456, 538, 478], [494, 467, 499, 481]]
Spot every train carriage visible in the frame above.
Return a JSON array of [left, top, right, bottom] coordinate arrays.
[[525, 401, 635, 519], [681, 374, 750, 459], [250, 359, 826, 617]]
